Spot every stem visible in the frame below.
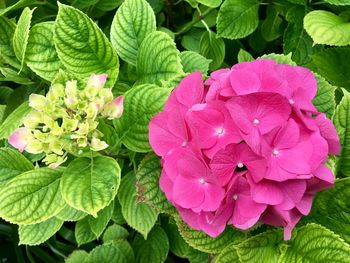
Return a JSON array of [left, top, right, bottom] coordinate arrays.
[[175, 8, 214, 36]]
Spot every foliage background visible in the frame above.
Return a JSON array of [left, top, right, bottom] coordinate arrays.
[[1, 0, 350, 262]]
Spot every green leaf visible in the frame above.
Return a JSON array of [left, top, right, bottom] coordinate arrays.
[[26, 22, 61, 81], [0, 168, 65, 225], [136, 31, 183, 85], [312, 74, 336, 118], [175, 217, 244, 254], [306, 178, 350, 243], [13, 7, 35, 70], [19, 217, 64, 246], [111, 0, 156, 66], [323, 0, 350, 4], [66, 250, 89, 263], [60, 156, 121, 216], [88, 241, 134, 263], [56, 204, 87, 222], [115, 84, 171, 152], [180, 51, 211, 75], [111, 199, 126, 225], [235, 230, 283, 263], [215, 243, 240, 263], [88, 201, 114, 238], [0, 0, 38, 17], [132, 225, 169, 263], [136, 154, 175, 214], [334, 90, 350, 176], [118, 173, 158, 239], [260, 53, 296, 65], [261, 6, 283, 42], [96, 0, 123, 11], [0, 101, 31, 139], [199, 31, 225, 70], [103, 224, 129, 243], [54, 3, 119, 88], [217, 0, 259, 39], [312, 48, 350, 90], [0, 147, 33, 184], [75, 217, 96, 246], [278, 224, 350, 262], [163, 221, 191, 258], [237, 49, 254, 62], [0, 17, 18, 68], [197, 0, 222, 8], [181, 28, 205, 52], [304, 10, 350, 46]]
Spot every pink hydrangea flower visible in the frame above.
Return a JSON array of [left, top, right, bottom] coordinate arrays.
[[149, 59, 340, 240], [8, 127, 33, 152]]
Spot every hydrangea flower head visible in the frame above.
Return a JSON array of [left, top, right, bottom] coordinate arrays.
[[9, 74, 123, 168], [149, 59, 340, 240]]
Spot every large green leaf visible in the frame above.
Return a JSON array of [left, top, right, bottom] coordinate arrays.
[[132, 225, 169, 263], [217, 0, 259, 39], [312, 74, 336, 118], [103, 224, 129, 243], [0, 168, 65, 225], [334, 90, 350, 176], [75, 217, 96, 246], [304, 10, 350, 46], [115, 84, 171, 152], [118, 173, 158, 239], [199, 31, 225, 71], [55, 204, 87, 222], [54, 3, 119, 88], [175, 217, 244, 254], [60, 156, 121, 216], [306, 178, 350, 243], [88, 241, 134, 263], [110, 0, 156, 66], [66, 250, 89, 263], [13, 7, 35, 70], [215, 243, 240, 263], [235, 230, 283, 263], [0, 17, 18, 68], [26, 22, 61, 81], [279, 224, 350, 262], [19, 217, 64, 246], [136, 31, 183, 85], [312, 48, 350, 90], [136, 154, 175, 214], [88, 201, 114, 238], [179, 51, 211, 75], [0, 147, 33, 184]]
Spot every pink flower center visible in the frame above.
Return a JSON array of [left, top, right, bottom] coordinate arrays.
[[233, 194, 238, 200], [215, 127, 225, 136], [237, 162, 244, 168], [253, 118, 260, 125], [181, 141, 187, 147], [272, 149, 280, 156], [289, 99, 295, 105], [199, 178, 206, 184]]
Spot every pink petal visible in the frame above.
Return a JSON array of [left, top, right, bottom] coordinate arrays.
[[249, 179, 284, 205], [296, 194, 313, 215], [173, 176, 205, 209], [230, 70, 261, 95], [8, 127, 32, 152], [315, 113, 340, 155], [175, 72, 204, 108], [273, 119, 300, 150]]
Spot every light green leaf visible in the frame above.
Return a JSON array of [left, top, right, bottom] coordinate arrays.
[[236, 230, 283, 263], [88, 241, 134, 263], [304, 10, 350, 46], [54, 3, 119, 88], [260, 53, 296, 65], [26, 22, 61, 81], [0, 17, 18, 68], [175, 217, 244, 254], [334, 90, 350, 177], [66, 250, 89, 263], [323, 0, 350, 4], [88, 201, 114, 238], [132, 225, 169, 263], [115, 84, 171, 152], [19, 217, 64, 246], [278, 224, 350, 262], [0, 168, 65, 225], [61, 156, 121, 216], [306, 178, 350, 243], [0, 101, 31, 139], [0, 147, 33, 184], [0, 0, 37, 17], [237, 49, 254, 62], [197, 0, 222, 8], [118, 173, 158, 239], [103, 224, 129, 243], [312, 74, 336, 118], [13, 7, 35, 70], [180, 51, 211, 75], [136, 154, 175, 214], [111, 0, 156, 66], [56, 204, 87, 222], [181, 28, 205, 52], [0, 67, 34, 85], [217, 0, 259, 39], [312, 48, 350, 90], [111, 199, 126, 225], [199, 31, 225, 70], [136, 31, 184, 85], [75, 217, 96, 246], [215, 243, 240, 263]]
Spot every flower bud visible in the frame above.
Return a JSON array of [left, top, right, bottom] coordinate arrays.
[[90, 137, 108, 151], [47, 84, 65, 101], [65, 80, 77, 98], [87, 74, 107, 89], [29, 94, 47, 111], [22, 110, 42, 129], [98, 88, 114, 102], [49, 138, 64, 155], [62, 118, 79, 132], [49, 155, 67, 169], [102, 96, 124, 119], [8, 127, 33, 152], [76, 122, 89, 135], [86, 103, 99, 119], [25, 139, 44, 154]]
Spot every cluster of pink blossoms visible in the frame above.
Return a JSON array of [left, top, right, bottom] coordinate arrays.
[[149, 59, 340, 240]]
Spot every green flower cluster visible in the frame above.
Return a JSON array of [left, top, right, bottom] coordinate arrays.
[[9, 74, 123, 168]]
